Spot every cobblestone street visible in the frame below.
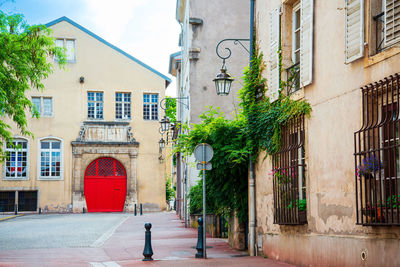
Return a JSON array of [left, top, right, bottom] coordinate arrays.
[[0, 212, 295, 266]]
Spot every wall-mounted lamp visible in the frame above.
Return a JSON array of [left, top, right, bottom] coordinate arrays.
[[79, 76, 85, 84]]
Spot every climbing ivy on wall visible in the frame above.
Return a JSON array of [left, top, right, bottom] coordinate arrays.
[[175, 41, 311, 222]]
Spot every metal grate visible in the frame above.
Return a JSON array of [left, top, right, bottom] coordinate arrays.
[[272, 115, 306, 225], [98, 158, 114, 176], [115, 161, 126, 176], [85, 162, 96, 176], [85, 157, 126, 177], [18, 191, 37, 211], [0, 191, 15, 212], [354, 73, 400, 226]]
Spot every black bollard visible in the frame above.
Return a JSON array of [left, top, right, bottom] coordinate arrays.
[[142, 222, 153, 261], [134, 204, 137, 216], [195, 217, 204, 258], [140, 203, 143, 216], [83, 207, 86, 213], [14, 204, 18, 215], [39, 208, 42, 214]]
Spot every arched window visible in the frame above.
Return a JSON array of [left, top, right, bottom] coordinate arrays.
[[38, 137, 63, 180], [4, 138, 28, 179]]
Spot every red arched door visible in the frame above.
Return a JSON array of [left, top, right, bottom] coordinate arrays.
[[84, 157, 127, 212]]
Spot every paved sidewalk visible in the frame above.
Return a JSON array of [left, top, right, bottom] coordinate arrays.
[[0, 212, 296, 266]]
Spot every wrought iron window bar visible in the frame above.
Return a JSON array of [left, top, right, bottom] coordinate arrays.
[[354, 73, 400, 226], [285, 62, 300, 95], [272, 114, 306, 225]]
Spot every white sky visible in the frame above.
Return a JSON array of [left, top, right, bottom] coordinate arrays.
[[2, 0, 180, 96]]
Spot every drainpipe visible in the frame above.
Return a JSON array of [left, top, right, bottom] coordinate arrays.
[[249, 0, 256, 257]]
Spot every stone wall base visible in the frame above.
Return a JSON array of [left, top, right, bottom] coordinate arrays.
[[261, 232, 400, 267]]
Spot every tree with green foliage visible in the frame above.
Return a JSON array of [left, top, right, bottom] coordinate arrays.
[[165, 175, 175, 202], [0, 11, 65, 157]]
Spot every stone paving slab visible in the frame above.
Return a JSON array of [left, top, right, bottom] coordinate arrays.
[[0, 212, 297, 266]]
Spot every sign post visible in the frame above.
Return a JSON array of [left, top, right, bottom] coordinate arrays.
[[194, 143, 213, 259]]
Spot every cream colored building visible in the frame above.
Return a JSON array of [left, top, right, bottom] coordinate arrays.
[[0, 17, 171, 213], [255, 0, 400, 266]]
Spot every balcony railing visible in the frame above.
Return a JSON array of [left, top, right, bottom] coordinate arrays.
[[354, 73, 400, 226], [285, 62, 300, 95]]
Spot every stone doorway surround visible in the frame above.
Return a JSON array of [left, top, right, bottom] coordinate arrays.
[[71, 121, 139, 213]]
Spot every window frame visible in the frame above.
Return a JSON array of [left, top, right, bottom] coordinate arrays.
[[87, 91, 104, 120], [115, 92, 131, 120], [55, 38, 76, 63], [37, 137, 64, 181], [143, 93, 159, 121], [32, 96, 53, 117], [3, 137, 29, 181]]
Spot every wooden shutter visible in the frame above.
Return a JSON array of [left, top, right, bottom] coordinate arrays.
[[345, 0, 364, 63], [300, 0, 314, 87], [269, 6, 281, 102], [385, 0, 400, 46]]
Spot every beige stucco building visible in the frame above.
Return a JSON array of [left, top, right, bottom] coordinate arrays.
[[254, 0, 400, 266], [0, 17, 171, 214]]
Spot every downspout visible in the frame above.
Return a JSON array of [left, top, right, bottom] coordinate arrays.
[[249, 0, 256, 257]]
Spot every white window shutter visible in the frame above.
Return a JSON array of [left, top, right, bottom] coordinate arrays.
[[268, 6, 281, 102], [300, 0, 314, 87], [345, 0, 364, 63], [385, 0, 400, 46]]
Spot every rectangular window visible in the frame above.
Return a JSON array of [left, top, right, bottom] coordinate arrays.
[[32, 97, 53, 116], [370, 0, 400, 55], [115, 92, 131, 119], [88, 92, 103, 119], [40, 140, 61, 179], [354, 73, 400, 225], [143, 93, 158, 120], [5, 139, 28, 179], [272, 114, 306, 225], [55, 38, 76, 62]]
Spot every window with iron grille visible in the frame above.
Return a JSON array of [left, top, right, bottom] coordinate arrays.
[[143, 93, 158, 120], [115, 93, 131, 119], [4, 139, 28, 180], [354, 73, 400, 226], [88, 92, 103, 119], [39, 139, 62, 180], [272, 115, 306, 225]]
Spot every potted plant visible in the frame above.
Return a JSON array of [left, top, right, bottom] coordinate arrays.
[[356, 154, 383, 180]]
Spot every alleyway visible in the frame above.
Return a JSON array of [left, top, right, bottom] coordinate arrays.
[[0, 212, 295, 266]]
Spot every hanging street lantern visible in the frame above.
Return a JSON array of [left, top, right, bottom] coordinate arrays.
[[160, 116, 171, 132], [213, 63, 234, 96]]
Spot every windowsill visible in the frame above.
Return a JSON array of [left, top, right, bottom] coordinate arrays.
[[2, 177, 29, 181], [289, 88, 305, 101], [143, 119, 158, 121], [87, 118, 104, 121], [37, 177, 63, 181], [115, 118, 131, 121], [364, 45, 400, 68]]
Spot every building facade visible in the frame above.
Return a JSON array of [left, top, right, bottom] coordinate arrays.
[[0, 17, 171, 214], [255, 0, 400, 266], [171, 0, 250, 222]]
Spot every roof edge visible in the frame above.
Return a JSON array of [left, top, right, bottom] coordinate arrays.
[[45, 16, 171, 84]]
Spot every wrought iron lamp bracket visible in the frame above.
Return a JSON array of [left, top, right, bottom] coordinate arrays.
[[160, 96, 189, 110], [215, 38, 250, 63]]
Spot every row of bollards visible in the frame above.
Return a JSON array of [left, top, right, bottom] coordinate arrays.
[[134, 203, 143, 216], [142, 217, 205, 261]]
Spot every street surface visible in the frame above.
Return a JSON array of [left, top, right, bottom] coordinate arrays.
[[0, 212, 296, 266]]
